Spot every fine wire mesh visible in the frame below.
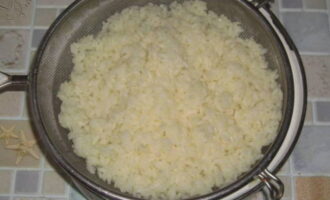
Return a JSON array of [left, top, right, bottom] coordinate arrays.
[[35, 0, 291, 199]]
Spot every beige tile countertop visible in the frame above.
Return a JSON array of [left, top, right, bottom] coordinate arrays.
[[0, 0, 330, 200]]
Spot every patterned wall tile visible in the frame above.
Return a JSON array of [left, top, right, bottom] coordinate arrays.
[[0, 170, 13, 193], [304, 0, 327, 9], [15, 170, 40, 194], [302, 55, 330, 98], [42, 171, 67, 195], [283, 12, 330, 53], [296, 177, 330, 200], [0, 92, 24, 117], [315, 101, 330, 122], [32, 29, 46, 48], [0, 0, 33, 26], [0, 30, 30, 71], [0, 120, 42, 168], [293, 126, 330, 174], [282, 0, 303, 8], [34, 8, 57, 27]]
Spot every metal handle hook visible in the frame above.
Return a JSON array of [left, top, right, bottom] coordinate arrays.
[[258, 169, 284, 200], [248, 0, 274, 8]]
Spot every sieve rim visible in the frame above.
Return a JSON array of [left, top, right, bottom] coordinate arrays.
[[28, 0, 301, 199]]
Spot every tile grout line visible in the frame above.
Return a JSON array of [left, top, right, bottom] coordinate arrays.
[[0, 26, 30, 29], [310, 99, 316, 125], [68, 185, 73, 200], [278, 0, 284, 24], [303, 123, 330, 127], [33, 26, 51, 30], [299, 51, 330, 55], [37, 5, 69, 9], [308, 97, 330, 101], [25, 0, 37, 75], [306, 100, 314, 125], [327, 0, 330, 32], [292, 172, 330, 176], [65, 182, 71, 199], [312, 121, 330, 126], [281, 8, 329, 13], [289, 157, 296, 200], [19, 92, 27, 120], [278, 0, 282, 10], [291, 176, 296, 200], [311, 101, 318, 125], [303, 8, 329, 12], [0, 167, 43, 170], [0, 116, 27, 120], [9, 168, 17, 200], [38, 156, 46, 195], [1, 193, 68, 198]]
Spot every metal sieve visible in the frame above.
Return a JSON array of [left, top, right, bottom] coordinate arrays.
[[0, 0, 306, 199]]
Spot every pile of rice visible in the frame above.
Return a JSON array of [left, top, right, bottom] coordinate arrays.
[[58, 1, 283, 199]]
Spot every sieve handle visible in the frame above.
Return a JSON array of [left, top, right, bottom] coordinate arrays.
[[258, 169, 284, 200], [0, 72, 28, 93]]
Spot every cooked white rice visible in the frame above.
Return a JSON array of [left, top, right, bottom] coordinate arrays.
[[58, 1, 283, 199]]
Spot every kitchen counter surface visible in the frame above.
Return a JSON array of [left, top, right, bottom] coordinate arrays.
[[0, 0, 329, 200]]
